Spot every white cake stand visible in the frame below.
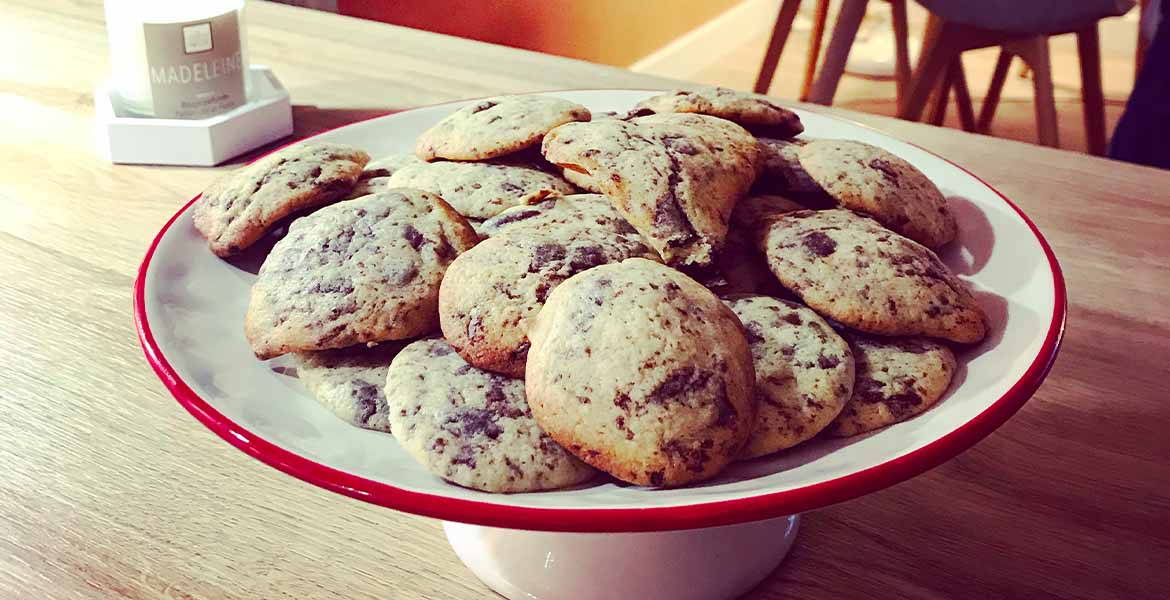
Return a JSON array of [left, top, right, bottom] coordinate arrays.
[[134, 90, 1066, 600], [443, 516, 800, 600]]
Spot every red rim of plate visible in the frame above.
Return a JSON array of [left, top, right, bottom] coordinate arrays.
[[132, 93, 1067, 533]]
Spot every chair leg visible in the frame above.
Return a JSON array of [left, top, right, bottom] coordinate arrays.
[[1077, 22, 1108, 155], [806, 0, 868, 105], [898, 15, 956, 121], [928, 66, 954, 126], [754, 0, 803, 94], [978, 50, 1013, 133], [1137, 0, 1150, 79], [889, 0, 912, 105], [950, 58, 977, 132], [1012, 36, 1060, 148], [799, 0, 832, 101]]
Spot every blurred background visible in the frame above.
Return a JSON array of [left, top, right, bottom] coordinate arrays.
[[280, 0, 1151, 157]]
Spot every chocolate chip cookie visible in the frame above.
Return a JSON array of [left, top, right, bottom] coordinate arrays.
[[634, 86, 804, 138], [386, 159, 577, 219], [525, 258, 757, 487], [343, 153, 422, 200], [731, 194, 807, 243], [294, 342, 405, 432], [416, 95, 591, 161], [439, 223, 653, 377], [477, 193, 638, 239], [542, 113, 759, 267], [724, 296, 854, 457], [692, 227, 784, 298], [752, 138, 833, 207], [245, 189, 479, 359], [798, 139, 957, 248], [700, 194, 807, 297], [193, 143, 369, 257], [386, 338, 596, 492], [755, 209, 986, 343], [826, 333, 957, 436]]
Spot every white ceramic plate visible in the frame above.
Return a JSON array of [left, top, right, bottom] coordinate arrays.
[[135, 90, 1066, 532]]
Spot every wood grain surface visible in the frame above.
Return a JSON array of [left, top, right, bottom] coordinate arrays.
[[2, 1, 1169, 598]]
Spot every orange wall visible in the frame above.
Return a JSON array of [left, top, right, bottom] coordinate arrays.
[[338, 0, 742, 66]]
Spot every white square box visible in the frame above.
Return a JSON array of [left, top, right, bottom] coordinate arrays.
[[96, 65, 294, 166]]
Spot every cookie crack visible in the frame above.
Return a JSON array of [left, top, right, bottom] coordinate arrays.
[[651, 150, 699, 248]]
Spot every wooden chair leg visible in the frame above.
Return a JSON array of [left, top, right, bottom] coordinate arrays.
[[1137, 0, 1150, 79], [754, 0, 803, 94], [898, 15, 957, 121], [889, 0, 912, 106], [1077, 22, 1108, 155], [798, 0, 832, 101], [806, 0, 868, 105], [978, 50, 1013, 133], [950, 58, 977, 132], [1008, 36, 1059, 148], [928, 67, 954, 126]]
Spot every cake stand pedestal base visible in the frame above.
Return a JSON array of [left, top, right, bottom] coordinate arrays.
[[443, 514, 800, 600]]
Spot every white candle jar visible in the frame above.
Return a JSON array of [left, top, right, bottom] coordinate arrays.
[[104, 0, 251, 119]]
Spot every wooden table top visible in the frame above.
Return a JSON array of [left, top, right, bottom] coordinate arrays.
[[3, 1, 1169, 598]]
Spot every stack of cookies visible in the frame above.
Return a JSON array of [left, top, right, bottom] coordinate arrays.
[[192, 87, 987, 493]]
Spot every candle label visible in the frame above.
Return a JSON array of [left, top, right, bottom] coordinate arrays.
[[143, 10, 245, 119]]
